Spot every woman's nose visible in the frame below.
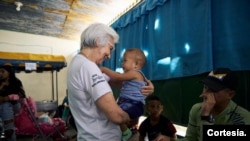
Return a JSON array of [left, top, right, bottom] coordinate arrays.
[[105, 54, 110, 59], [107, 54, 110, 59]]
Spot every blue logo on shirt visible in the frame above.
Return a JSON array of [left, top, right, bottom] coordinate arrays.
[[91, 74, 105, 87]]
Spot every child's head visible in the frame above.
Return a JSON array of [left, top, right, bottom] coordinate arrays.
[[122, 48, 146, 72], [145, 95, 163, 117]]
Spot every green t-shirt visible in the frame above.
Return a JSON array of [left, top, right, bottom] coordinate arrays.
[[178, 100, 250, 141]]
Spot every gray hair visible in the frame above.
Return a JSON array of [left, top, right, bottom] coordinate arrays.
[[80, 23, 119, 49]]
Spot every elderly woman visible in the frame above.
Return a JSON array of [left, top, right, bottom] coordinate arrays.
[[0, 65, 26, 141], [67, 23, 154, 141]]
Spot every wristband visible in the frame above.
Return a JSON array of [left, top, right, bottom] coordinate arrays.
[[201, 115, 214, 123]]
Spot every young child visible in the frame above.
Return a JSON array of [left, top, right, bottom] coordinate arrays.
[[100, 48, 148, 141], [139, 95, 177, 141]]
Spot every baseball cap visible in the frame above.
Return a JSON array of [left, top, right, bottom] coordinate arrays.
[[200, 68, 238, 91]]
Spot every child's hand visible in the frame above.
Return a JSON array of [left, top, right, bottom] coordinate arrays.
[[8, 94, 19, 101], [99, 67, 105, 72], [102, 73, 110, 81]]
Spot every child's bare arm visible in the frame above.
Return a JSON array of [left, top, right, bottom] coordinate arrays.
[[100, 67, 138, 81]]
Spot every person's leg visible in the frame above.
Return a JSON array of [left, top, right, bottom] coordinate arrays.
[[12, 101, 21, 116], [120, 122, 128, 131], [120, 118, 140, 141], [4, 119, 15, 141], [62, 107, 69, 124], [69, 112, 77, 131], [2, 102, 16, 141], [127, 117, 139, 130], [120, 100, 145, 140], [119, 101, 134, 141], [126, 102, 142, 133]]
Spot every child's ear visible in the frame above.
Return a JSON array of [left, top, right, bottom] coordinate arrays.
[[145, 107, 150, 115], [144, 111, 150, 116]]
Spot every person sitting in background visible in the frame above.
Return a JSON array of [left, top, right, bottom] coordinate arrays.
[[139, 95, 177, 141], [61, 90, 77, 131], [101, 48, 149, 141], [61, 91, 69, 123], [0, 65, 26, 141], [180, 68, 250, 141]]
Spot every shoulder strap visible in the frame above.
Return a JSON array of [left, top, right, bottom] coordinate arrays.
[[136, 70, 148, 81]]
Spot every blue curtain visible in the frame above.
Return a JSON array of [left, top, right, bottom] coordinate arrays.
[[103, 0, 250, 80]]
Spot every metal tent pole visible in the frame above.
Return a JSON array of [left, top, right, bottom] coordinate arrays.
[[56, 71, 58, 105], [51, 70, 54, 100]]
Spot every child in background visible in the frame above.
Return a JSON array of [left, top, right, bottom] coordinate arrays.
[[101, 48, 148, 141], [139, 95, 177, 141]]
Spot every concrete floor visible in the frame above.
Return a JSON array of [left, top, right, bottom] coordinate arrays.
[[15, 125, 77, 141], [15, 127, 140, 141]]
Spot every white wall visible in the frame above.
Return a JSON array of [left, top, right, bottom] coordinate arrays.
[[0, 30, 80, 104]]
